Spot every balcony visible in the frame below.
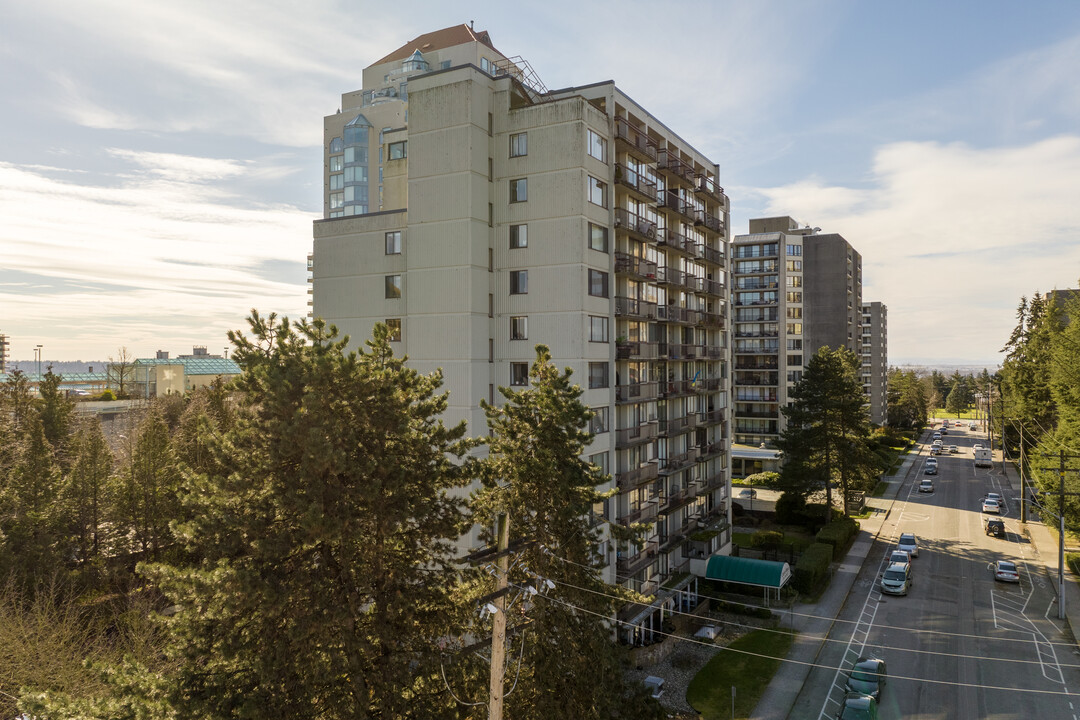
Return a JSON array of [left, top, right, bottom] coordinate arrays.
[[696, 377, 723, 393], [616, 461, 659, 489], [616, 421, 658, 449], [702, 245, 726, 267], [658, 379, 695, 399], [699, 411, 725, 429], [736, 391, 777, 402], [656, 265, 686, 288], [659, 413, 698, 437], [656, 227, 694, 255], [735, 311, 778, 323], [660, 192, 695, 221], [616, 540, 658, 576], [693, 208, 724, 234], [660, 342, 705, 361], [735, 279, 779, 291], [660, 447, 700, 475], [657, 148, 695, 185], [698, 439, 726, 459], [614, 117, 657, 163], [615, 296, 657, 321], [697, 278, 724, 297], [699, 311, 725, 329], [732, 298, 778, 307], [734, 330, 779, 338], [734, 408, 779, 419], [734, 343, 780, 354], [614, 207, 657, 242], [616, 339, 659, 360], [615, 163, 658, 203], [616, 381, 659, 404], [657, 484, 696, 515], [614, 252, 658, 281], [734, 372, 779, 386], [735, 359, 778, 370], [694, 175, 725, 204], [700, 470, 727, 493], [619, 497, 660, 527]]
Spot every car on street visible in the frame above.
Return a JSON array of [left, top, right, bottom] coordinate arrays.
[[924, 462, 938, 475], [995, 560, 1020, 582], [974, 443, 984, 451], [888, 550, 911, 570], [986, 492, 1002, 503], [949, 444, 959, 454], [984, 517, 1005, 537], [736, 488, 757, 498], [982, 498, 1001, 514], [836, 692, 878, 720], [919, 479, 935, 493], [933, 432, 942, 441], [845, 657, 887, 700], [940, 426, 948, 435], [930, 445, 941, 456], [898, 533, 919, 558], [970, 422, 978, 430], [880, 562, 912, 596]]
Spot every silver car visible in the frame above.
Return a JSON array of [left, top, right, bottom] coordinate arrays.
[[898, 533, 919, 558], [881, 562, 911, 595]]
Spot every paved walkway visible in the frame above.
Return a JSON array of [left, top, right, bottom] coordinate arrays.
[[749, 433, 925, 720]]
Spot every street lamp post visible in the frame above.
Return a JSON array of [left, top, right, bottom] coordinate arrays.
[[34, 344, 42, 381]]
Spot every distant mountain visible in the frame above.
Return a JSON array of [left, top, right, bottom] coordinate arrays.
[[894, 363, 1000, 376]]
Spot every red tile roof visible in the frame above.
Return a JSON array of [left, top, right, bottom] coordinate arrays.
[[371, 24, 499, 66]]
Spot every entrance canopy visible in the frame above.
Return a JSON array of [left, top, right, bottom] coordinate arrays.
[[704, 555, 791, 590]]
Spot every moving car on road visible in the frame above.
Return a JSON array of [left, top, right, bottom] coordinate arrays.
[[898, 533, 919, 558], [994, 560, 1020, 583], [737, 488, 757, 499], [924, 461, 938, 475], [982, 498, 1001, 514], [949, 444, 959, 454], [880, 562, 912, 596], [984, 517, 1005, 537], [919, 479, 935, 493], [845, 657, 887, 700], [888, 550, 911, 571]]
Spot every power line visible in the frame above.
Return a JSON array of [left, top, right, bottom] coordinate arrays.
[[532, 590, 1077, 698]]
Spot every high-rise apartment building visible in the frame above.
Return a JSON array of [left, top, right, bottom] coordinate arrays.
[[310, 25, 732, 644], [730, 216, 864, 448], [860, 302, 888, 425]]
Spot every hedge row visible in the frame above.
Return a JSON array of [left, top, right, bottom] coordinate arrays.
[[793, 542, 833, 594], [815, 517, 860, 560]]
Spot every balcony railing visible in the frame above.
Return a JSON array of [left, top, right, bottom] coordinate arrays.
[[660, 447, 699, 474], [735, 359, 778, 370], [616, 540, 658, 576], [614, 117, 657, 162], [619, 498, 660, 526], [616, 381, 659, 404], [698, 409, 725, 426], [615, 421, 658, 449], [616, 461, 659, 489], [698, 439, 725, 459], [734, 312, 778, 323], [615, 163, 658, 202], [616, 340, 659, 360], [696, 377, 723, 393], [732, 298, 778, 307], [614, 208, 657, 241], [658, 379, 695, 399], [614, 252, 658, 280], [703, 246, 726, 267], [615, 296, 657, 320], [657, 227, 694, 255], [660, 192, 695, 220], [659, 413, 698, 436], [656, 265, 686, 288], [699, 311, 725, 329], [698, 278, 724, 297], [657, 147, 694, 184], [736, 280, 779, 291], [694, 175, 725, 203]]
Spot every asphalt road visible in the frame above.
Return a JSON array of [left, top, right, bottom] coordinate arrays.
[[789, 425, 1080, 720]]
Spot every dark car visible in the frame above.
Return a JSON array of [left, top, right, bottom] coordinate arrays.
[[984, 517, 1005, 537], [837, 692, 878, 720], [845, 657, 887, 700]]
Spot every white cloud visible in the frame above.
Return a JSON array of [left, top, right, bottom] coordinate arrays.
[[751, 136, 1080, 364], [0, 158, 314, 359]]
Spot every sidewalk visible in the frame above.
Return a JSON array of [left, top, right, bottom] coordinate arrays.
[[749, 435, 926, 720], [999, 459, 1080, 642]]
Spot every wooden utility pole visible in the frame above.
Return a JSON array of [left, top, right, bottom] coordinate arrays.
[[488, 513, 510, 720]]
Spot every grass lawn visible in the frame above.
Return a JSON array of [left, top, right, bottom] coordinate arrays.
[[686, 628, 796, 719]]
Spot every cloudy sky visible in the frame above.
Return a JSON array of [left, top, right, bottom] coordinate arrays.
[[2, 0, 1079, 366]]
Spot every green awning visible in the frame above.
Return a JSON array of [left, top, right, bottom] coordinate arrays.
[[704, 555, 791, 589]]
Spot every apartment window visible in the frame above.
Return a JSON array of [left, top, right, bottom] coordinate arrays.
[[787, 275, 802, 288], [510, 362, 529, 386], [510, 178, 528, 203], [788, 370, 802, 383], [589, 451, 609, 476], [385, 231, 402, 255], [481, 57, 491, 73], [786, 244, 802, 256], [329, 173, 344, 190], [387, 141, 407, 160], [588, 269, 609, 298], [588, 362, 610, 389], [588, 223, 608, 253], [787, 307, 803, 319], [787, 339, 803, 350], [329, 155, 343, 172], [587, 129, 607, 162], [329, 137, 344, 154], [330, 192, 344, 209], [511, 316, 528, 340], [587, 176, 607, 207], [509, 132, 527, 158], [589, 406, 609, 434], [489, 338, 494, 363], [787, 355, 803, 366], [488, 113, 493, 136], [510, 224, 528, 248], [510, 270, 528, 294], [488, 293, 494, 318], [488, 202, 494, 227], [588, 315, 609, 342], [489, 248, 494, 272], [786, 291, 802, 303], [786, 260, 802, 272], [385, 275, 401, 299], [787, 322, 802, 335], [488, 157, 493, 181], [386, 319, 401, 342]]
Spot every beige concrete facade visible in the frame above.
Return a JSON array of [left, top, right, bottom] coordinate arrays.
[[861, 302, 888, 425], [311, 25, 731, 646]]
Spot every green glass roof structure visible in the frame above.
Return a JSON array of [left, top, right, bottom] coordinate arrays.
[[704, 555, 791, 590]]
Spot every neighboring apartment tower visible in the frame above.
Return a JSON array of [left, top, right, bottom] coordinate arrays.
[[730, 216, 863, 447], [861, 302, 888, 425], [310, 25, 732, 645]]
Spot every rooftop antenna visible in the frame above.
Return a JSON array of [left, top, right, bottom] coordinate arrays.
[[470, 20, 474, 30]]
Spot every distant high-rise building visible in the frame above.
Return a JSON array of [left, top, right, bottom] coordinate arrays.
[[730, 216, 869, 447], [310, 25, 732, 645], [861, 302, 888, 425], [0, 333, 9, 374]]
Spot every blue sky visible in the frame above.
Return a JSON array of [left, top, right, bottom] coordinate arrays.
[[2, 1, 1079, 365]]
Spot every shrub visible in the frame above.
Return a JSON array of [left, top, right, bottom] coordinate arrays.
[[97, 389, 116, 401], [793, 542, 833, 594], [751, 530, 785, 549], [815, 517, 860, 560], [774, 491, 806, 525]]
